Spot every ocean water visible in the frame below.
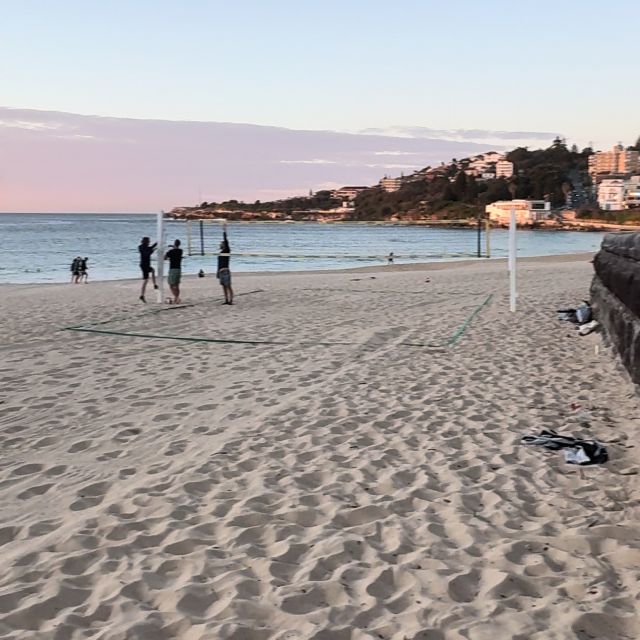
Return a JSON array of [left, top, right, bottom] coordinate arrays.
[[0, 213, 607, 284]]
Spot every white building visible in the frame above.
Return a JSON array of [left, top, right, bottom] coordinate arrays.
[[496, 160, 514, 179], [483, 151, 504, 163], [331, 186, 368, 201], [624, 176, 640, 208], [598, 179, 627, 211], [379, 177, 402, 192], [464, 152, 507, 179], [485, 199, 551, 225]]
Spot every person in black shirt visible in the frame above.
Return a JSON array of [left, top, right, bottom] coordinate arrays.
[[164, 239, 183, 304], [80, 257, 89, 283], [70, 256, 81, 283], [138, 237, 158, 303], [216, 223, 233, 305]]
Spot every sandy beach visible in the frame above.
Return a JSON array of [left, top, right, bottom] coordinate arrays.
[[1, 255, 638, 640]]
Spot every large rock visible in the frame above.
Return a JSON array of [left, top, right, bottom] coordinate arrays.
[[591, 232, 640, 385]]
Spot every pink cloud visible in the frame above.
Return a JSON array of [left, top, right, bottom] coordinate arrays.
[[0, 107, 513, 212]]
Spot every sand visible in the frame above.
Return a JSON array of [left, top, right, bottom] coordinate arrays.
[[0, 255, 638, 640]]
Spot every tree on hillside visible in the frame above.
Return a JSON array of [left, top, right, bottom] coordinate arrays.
[[442, 183, 457, 202], [631, 136, 640, 151], [453, 171, 467, 200], [479, 178, 511, 205], [465, 175, 479, 202], [507, 147, 531, 164]]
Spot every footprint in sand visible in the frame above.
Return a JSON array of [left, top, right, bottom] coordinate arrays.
[[11, 463, 44, 476], [67, 439, 92, 453], [33, 436, 59, 449], [164, 440, 187, 456], [113, 427, 141, 443], [17, 483, 54, 500], [27, 520, 59, 537], [0, 526, 21, 545], [69, 481, 111, 511]]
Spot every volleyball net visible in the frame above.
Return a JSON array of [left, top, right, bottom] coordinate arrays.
[[181, 217, 491, 263]]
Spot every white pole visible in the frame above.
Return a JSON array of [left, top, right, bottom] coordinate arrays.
[[509, 207, 517, 312], [156, 210, 165, 304]]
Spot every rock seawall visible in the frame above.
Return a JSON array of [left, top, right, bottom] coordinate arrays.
[[591, 232, 640, 384]]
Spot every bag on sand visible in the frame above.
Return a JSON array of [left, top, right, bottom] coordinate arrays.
[[576, 302, 592, 324]]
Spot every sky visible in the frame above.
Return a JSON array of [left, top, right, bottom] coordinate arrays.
[[1, 0, 638, 211]]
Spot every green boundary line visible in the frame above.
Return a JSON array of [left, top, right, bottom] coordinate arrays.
[[61, 326, 445, 349], [445, 293, 493, 346], [64, 327, 288, 346], [61, 292, 493, 350]]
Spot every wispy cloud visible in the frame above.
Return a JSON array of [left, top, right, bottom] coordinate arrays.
[[53, 133, 100, 141], [0, 119, 62, 131], [363, 163, 423, 170], [373, 150, 420, 156], [1, 107, 549, 212], [360, 126, 559, 146], [279, 159, 337, 165]]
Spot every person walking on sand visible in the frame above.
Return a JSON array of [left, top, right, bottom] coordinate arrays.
[[138, 237, 159, 303], [80, 257, 89, 283], [70, 256, 81, 283], [217, 223, 233, 305], [164, 239, 183, 304]]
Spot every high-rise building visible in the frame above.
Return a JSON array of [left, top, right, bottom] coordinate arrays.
[[379, 177, 403, 192], [589, 145, 639, 178], [496, 160, 514, 179]]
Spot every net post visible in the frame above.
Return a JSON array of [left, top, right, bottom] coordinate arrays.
[[156, 210, 165, 304], [485, 219, 491, 258], [509, 207, 517, 312], [200, 220, 205, 256], [476, 213, 481, 258]]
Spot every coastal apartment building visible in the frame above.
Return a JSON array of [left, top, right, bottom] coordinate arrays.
[[485, 199, 551, 225], [626, 176, 640, 208], [496, 160, 514, 179], [589, 145, 640, 179], [379, 176, 403, 192], [464, 152, 505, 178], [331, 186, 368, 201], [598, 177, 640, 210]]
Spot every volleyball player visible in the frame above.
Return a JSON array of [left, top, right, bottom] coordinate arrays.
[[165, 239, 183, 304], [217, 223, 233, 305], [138, 236, 158, 302]]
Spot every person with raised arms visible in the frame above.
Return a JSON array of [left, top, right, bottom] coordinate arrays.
[[138, 237, 158, 303], [217, 223, 233, 305]]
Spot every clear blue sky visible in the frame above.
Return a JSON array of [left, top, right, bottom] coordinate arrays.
[[3, 0, 638, 148]]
